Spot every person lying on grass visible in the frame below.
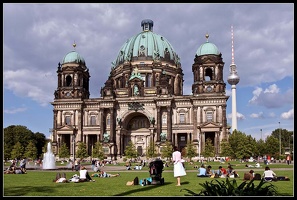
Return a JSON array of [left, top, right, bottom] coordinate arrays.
[[91, 170, 120, 178]]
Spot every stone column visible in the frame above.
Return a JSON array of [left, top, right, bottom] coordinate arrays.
[[174, 133, 178, 147], [187, 132, 190, 143], [110, 108, 114, 143], [116, 128, 121, 156], [193, 106, 198, 141], [157, 106, 161, 141], [167, 106, 172, 142], [100, 108, 104, 141], [201, 132, 205, 152]]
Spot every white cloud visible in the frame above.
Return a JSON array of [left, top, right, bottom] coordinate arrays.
[[263, 84, 279, 94], [4, 107, 27, 114], [250, 112, 264, 119], [248, 84, 292, 108], [248, 87, 262, 104], [268, 112, 276, 118], [227, 112, 245, 120], [281, 108, 294, 120], [4, 69, 56, 107]]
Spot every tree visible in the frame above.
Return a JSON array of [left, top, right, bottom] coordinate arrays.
[[4, 125, 47, 160], [202, 138, 215, 158], [92, 142, 105, 160], [146, 142, 157, 158], [271, 128, 293, 155], [76, 142, 88, 160], [124, 141, 138, 160], [228, 130, 257, 160], [256, 139, 266, 158], [59, 142, 70, 160], [160, 141, 173, 160], [219, 139, 233, 157], [11, 142, 24, 160], [24, 140, 38, 160], [264, 135, 279, 158], [185, 142, 196, 161], [33, 132, 47, 157]]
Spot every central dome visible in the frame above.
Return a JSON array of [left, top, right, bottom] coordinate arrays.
[[113, 19, 180, 67]]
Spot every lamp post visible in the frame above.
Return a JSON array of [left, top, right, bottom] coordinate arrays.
[[260, 129, 262, 140], [279, 122, 281, 156]]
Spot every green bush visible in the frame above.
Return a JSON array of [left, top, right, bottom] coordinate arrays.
[[181, 178, 278, 196]]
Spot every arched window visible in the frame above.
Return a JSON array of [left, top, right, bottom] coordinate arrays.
[[66, 75, 72, 86], [205, 68, 213, 81], [162, 114, 167, 124], [65, 116, 71, 125], [90, 116, 96, 125]]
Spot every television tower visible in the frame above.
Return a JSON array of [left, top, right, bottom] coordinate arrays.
[[227, 25, 240, 132]]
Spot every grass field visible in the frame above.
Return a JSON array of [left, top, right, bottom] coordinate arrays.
[[3, 161, 294, 196]]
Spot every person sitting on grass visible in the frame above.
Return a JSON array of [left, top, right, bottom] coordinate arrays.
[[263, 166, 277, 181], [4, 161, 17, 174], [217, 166, 227, 178], [197, 164, 208, 177], [226, 166, 239, 178], [206, 165, 214, 177], [79, 166, 95, 182], [243, 170, 255, 181], [15, 167, 27, 174]]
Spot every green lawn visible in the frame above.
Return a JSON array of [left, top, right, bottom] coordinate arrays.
[[3, 167, 293, 196]]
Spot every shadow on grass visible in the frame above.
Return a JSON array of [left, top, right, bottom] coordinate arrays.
[[113, 181, 190, 196], [4, 185, 56, 196]]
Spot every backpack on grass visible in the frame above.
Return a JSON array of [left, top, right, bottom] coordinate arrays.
[[253, 173, 262, 180], [133, 176, 139, 185]]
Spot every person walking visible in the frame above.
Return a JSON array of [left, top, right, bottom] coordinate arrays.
[[286, 154, 291, 165], [172, 146, 186, 186]]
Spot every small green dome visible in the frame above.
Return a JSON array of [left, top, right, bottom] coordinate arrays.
[[196, 34, 220, 56], [62, 51, 85, 65]]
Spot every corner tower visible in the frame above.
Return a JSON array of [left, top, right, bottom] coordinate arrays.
[[192, 34, 226, 95], [54, 43, 90, 100]]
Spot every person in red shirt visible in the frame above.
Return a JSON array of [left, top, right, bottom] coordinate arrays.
[[218, 166, 227, 178]]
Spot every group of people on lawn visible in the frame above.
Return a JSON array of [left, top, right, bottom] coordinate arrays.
[[54, 165, 120, 183], [197, 163, 239, 178], [4, 158, 27, 174], [196, 163, 288, 182]]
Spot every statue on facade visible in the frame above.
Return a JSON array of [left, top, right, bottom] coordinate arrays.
[[134, 85, 139, 96], [103, 132, 110, 142], [160, 132, 166, 141]]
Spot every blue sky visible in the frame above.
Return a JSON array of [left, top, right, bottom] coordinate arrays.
[[3, 3, 294, 140]]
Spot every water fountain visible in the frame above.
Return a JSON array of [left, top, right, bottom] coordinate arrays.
[[42, 142, 56, 169]]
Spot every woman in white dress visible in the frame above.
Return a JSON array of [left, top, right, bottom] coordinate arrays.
[[172, 146, 186, 186]]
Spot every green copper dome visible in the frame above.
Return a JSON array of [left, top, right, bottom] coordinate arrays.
[[112, 19, 180, 67], [196, 34, 220, 56], [62, 51, 85, 65]]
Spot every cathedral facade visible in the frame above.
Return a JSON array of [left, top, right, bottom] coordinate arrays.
[[50, 19, 230, 160]]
